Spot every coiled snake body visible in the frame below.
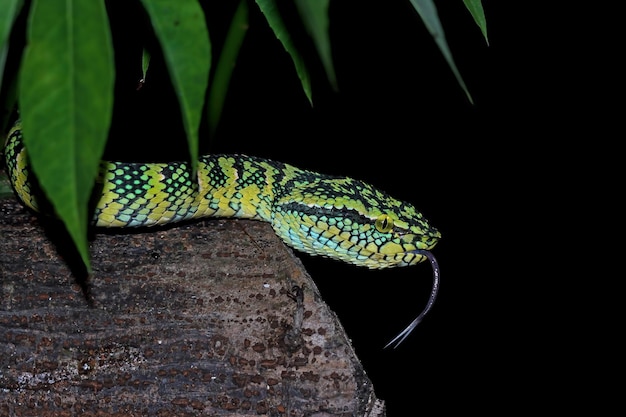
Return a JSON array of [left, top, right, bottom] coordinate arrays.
[[4, 120, 441, 346]]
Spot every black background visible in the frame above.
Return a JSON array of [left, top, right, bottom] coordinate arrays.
[[71, 0, 621, 414]]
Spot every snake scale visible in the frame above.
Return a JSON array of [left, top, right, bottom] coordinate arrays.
[[3, 119, 441, 347]]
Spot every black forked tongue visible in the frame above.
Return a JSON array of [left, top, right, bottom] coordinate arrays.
[[384, 249, 440, 349]]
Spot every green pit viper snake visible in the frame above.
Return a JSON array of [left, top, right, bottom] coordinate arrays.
[[3, 119, 441, 348]]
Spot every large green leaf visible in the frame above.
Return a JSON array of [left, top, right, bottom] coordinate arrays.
[[294, 0, 336, 90], [18, 0, 115, 271], [255, 0, 312, 104], [139, 0, 211, 173], [409, 0, 473, 103], [463, 0, 489, 45]]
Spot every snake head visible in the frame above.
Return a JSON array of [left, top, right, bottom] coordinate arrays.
[[271, 172, 441, 269]]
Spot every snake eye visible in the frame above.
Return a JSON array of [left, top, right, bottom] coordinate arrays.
[[375, 214, 394, 233]]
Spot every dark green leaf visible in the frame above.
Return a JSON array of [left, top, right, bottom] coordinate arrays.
[[18, 0, 115, 271], [409, 0, 473, 103], [463, 0, 489, 45], [0, 0, 23, 83], [140, 0, 211, 173], [0, 0, 24, 131], [255, 0, 312, 104], [294, 0, 336, 90], [208, 0, 248, 138]]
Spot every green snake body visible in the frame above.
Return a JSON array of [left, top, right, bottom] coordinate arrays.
[[4, 121, 440, 270]]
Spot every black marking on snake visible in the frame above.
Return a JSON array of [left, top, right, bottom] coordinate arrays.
[[279, 202, 375, 226], [202, 157, 228, 188]]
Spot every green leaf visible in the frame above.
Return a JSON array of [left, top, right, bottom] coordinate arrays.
[[141, 48, 150, 83], [409, 0, 473, 104], [294, 0, 336, 90], [0, 0, 23, 81], [18, 0, 115, 271], [0, 0, 22, 44], [208, 0, 249, 138], [463, 0, 488, 45], [139, 0, 211, 173], [255, 0, 312, 104]]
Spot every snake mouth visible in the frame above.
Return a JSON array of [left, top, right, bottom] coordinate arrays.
[[389, 229, 440, 267]]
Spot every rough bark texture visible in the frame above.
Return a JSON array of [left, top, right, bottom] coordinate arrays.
[[0, 198, 385, 417]]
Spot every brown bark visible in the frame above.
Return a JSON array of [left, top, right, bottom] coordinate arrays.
[[0, 198, 385, 416]]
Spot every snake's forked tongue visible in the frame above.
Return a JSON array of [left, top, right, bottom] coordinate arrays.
[[384, 249, 440, 349]]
